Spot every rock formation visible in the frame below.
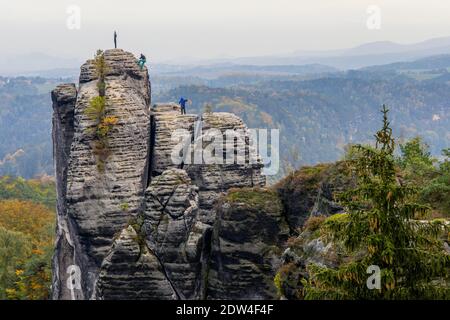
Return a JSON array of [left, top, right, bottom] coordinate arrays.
[[94, 225, 177, 300], [52, 49, 285, 300], [275, 162, 355, 232], [52, 49, 151, 299], [207, 188, 289, 299], [141, 168, 207, 299]]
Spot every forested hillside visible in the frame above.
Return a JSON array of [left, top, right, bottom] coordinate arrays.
[[156, 70, 450, 178], [0, 176, 55, 299], [1, 58, 449, 179], [0, 77, 72, 178], [273, 113, 449, 299]]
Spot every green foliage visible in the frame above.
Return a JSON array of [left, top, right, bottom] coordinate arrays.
[[303, 215, 327, 232], [274, 272, 283, 297], [397, 137, 437, 187], [441, 148, 450, 172], [276, 164, 330, 193], [225, 187, 282, 212], [126, 215, 147, 253], [343, 143, 367, 162], [85, 96, 106, 123], [84, 50, 118, 172], [398, 137, 434, 169], [0, 226, 30, 299], [6, 242, 53, 300], [275, 161, 356, 233], [323, 212, 349, 225], [120, 202, 130, 212], [0, 176, 56, 209], [304, 105, 450, 300], [419, 148, 450, 216], [0, 76, 64, 178], [397, 139, 449, 217], [274, 262, 301, 298], [93, 49, 109, 96], [0, 199, 54, 299]]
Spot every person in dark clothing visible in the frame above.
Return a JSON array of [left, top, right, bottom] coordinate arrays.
[[114, 31, 117, 49], [179, 97, 188, 114], [138, 54, 147, 70]]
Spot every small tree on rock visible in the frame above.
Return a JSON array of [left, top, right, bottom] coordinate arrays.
[[304, 105, 450, 299]]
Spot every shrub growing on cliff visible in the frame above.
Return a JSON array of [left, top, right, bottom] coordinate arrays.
[[84, 50, 118, 172], [85, 96, 106, 123], [303, 105, 450, 299], [93, 50, 108, 96], [303, 215, 327, 232]]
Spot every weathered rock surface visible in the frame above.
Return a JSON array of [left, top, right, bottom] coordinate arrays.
[[150, 103, 197, 176], [51, 83, 78, 299], [275, 162, 355, 232], [142, 168, 210, 299], [94, 226, 176, 300], [207, 188, 289, 299], [150, 105, 266, 225], [52, 49, 151, 299], [276, 221, 344, 300], [185, 112, 266, 225], [52, 49, 290, 300]]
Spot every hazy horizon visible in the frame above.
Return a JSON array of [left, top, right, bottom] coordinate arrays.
[[1, 0, 450, 64]]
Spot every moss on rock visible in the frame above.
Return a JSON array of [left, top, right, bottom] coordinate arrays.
[[225, 187, 282, 213]]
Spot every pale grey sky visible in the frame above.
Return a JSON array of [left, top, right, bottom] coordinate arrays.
[[1, 0, 450, 62]]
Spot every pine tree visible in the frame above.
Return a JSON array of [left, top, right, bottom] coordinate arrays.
[[304, 105, 449, 299]]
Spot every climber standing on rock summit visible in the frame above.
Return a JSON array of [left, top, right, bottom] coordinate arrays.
[[179, 97, 189, 114], [114, 31, 117, 48]]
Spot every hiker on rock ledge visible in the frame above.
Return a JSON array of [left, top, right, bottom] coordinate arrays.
[[114, 31, 117, 48], [179, 97, 189, 115], [138, 54, 146, 70]]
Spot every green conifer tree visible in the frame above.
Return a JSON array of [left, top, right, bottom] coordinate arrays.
[[304, 105, 449, 299]]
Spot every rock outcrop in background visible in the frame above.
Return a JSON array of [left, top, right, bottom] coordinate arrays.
[[51, 49, 285, 300]]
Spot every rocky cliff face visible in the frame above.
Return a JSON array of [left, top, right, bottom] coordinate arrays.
[[52, 49, 285, 300], [207, 188, 289, 299], [275, 162, 355, 232], [52, 49, 151, 299]]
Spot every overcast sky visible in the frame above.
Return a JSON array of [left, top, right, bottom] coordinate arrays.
[[1, 0, 450, 63]]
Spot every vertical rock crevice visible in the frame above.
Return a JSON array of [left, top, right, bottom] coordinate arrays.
[[51, 83, 80, 299]]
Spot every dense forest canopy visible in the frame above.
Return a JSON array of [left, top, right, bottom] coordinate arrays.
[[0, 176, 55, 299]]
